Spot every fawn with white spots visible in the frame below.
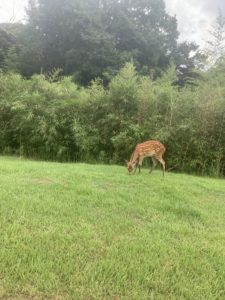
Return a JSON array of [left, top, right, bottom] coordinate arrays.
[[127, 140, 166, 175]]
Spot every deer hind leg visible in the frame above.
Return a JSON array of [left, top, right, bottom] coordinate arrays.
[[149, 157, 158, 173], [155, 156, 166, 176]]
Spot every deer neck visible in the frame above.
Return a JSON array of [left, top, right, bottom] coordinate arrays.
[[129, 149, 139, 165]]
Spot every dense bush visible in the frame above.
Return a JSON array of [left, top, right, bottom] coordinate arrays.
[[0, 61, 225, 176]]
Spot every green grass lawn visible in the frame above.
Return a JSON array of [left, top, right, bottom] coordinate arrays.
[[1, 157, 225, 299]]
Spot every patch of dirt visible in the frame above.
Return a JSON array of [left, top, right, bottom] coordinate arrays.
[[21, 176, 68, 187], [30, 177, 55, 185]]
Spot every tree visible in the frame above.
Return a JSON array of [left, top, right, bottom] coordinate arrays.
[[0, 23, 23, 68], [20, 0, 181, 84], [2, 0, 201, 87], [205, 10, 225, 66], [24, 0, 119, 84], [173, 42, 201, 87]]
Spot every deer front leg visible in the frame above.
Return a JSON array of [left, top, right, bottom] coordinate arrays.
[[133, 161, 138, 174], [138, 157, 143, 174]]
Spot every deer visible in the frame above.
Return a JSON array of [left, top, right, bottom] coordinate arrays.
[[126, 140, 166, 175]]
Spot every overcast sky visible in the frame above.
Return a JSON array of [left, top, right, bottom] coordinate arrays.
[[0, 0, 225, 47]]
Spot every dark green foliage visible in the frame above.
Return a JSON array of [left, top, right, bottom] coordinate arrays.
[[0, 23, 24, 68], [0, 28, 13, 67], [174, 42, 202, 87], [1, 61, 225, 176], [0, 0, 197, 85]]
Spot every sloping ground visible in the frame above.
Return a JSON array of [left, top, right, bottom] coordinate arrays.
[[0, 157, 225, 299]]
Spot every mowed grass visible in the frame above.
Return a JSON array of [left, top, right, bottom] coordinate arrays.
[[1, 157, 225, 300]]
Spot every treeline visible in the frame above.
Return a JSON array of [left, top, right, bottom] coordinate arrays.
[[0, 0, 199, 86], [1, 61, 225, 176]]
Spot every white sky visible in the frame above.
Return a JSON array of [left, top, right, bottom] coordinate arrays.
[[0, 0, 27, 23], [164, 0, 225, 47], [0, 0, 225, 47]]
